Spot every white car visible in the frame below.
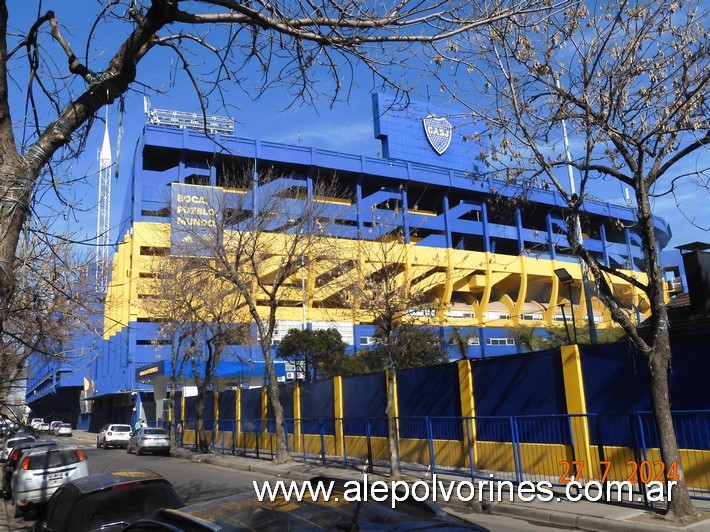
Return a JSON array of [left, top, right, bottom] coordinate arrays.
[[57, 424, 73, 437], [1, 435, 35, 462], [96, 423, 132, 449], [127, 427, 171, 456], [11, 444, 90, 518]]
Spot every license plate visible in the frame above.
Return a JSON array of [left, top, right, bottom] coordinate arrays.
[[47, 472, 64, 480]]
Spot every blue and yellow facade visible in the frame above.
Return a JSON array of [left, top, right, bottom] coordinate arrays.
[[28, 93, 675, 427]]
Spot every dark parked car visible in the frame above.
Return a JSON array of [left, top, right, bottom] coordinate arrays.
[[124, 477, 488, 531], [33, 470, 184, 532], [2, 440, 58, 499]]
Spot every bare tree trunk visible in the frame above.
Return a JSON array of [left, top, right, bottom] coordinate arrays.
[[0, 7, 23, 331], [263, 344, 291, 463], [386, 369, 401, 479], [195, 386, 211, 453], [636, 184, 696, 518], [648, 336, 695, 517]]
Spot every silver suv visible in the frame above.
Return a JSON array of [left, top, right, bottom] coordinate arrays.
[[11, 444, 90, 517], [97, 424, 132, 449]]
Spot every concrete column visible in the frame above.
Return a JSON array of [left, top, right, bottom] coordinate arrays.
[[153, 377, 168, 422]]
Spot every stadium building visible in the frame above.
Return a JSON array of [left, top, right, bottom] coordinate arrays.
[[26, 94, 679, 428]]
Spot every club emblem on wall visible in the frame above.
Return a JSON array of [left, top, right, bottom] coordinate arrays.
[[423, 115, 453, 155]]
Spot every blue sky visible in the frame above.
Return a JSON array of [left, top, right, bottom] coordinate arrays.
[[8, 2, 708, 251]]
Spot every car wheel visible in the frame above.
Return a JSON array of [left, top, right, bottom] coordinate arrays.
[[96, 438, 101, 448], [13, 499, 22, 519], [164, 451, 171, 457], [102, 440, 108, 450], [126, 445, 132, 454]]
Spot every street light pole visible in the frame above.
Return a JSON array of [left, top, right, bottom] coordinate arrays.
[[567, 283, 578, 344], [559, 304, 572, 344]]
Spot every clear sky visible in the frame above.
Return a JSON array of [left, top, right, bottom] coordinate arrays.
[[8, 2, 708, 252]]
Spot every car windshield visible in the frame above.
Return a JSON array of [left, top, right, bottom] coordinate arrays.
[[27, 449, 80, 470], [8, 437, 34, 447], [143, 429, 167, 435], [111, 425, 131, 432], [11, 443, 55, 465]]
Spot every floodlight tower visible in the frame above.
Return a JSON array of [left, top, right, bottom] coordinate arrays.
[[96, 116, 112, 291]]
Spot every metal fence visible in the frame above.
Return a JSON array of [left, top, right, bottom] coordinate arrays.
[[174, 410, 710, 501]]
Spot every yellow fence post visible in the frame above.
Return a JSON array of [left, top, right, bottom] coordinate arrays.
[[261, 386, 269, 449], [181, 394, 192, 445], [214, 391, 220, 447], [293, 382, 301, 453], [334, 376, 344, 456], [458, 359, 478, 467], [561, 344, 594, 480], [388, 370, 400, 418], [235, 388, 241, 448]]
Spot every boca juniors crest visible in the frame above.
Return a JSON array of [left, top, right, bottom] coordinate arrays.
[[423, 115, 453, 155]]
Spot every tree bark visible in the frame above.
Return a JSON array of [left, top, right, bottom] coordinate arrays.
[[386, 368, 402, 479], [195, 384, 211, 453], [0, 2, 173, 335], [262, 342, 291, 463], [648, 337, 695, 517], [635, 184, 696, 518], [0, 3, 27, 332]]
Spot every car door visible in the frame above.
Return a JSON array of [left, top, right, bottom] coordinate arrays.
[[99, 425, 109, 445], [128, 429, 141, 452]]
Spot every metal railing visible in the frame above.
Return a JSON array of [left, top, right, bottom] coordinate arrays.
[[173, 410, 710, 502]]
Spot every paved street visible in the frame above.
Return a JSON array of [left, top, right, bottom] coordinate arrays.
[[1, 433, 571, 531], [2, 434, 274, 531]]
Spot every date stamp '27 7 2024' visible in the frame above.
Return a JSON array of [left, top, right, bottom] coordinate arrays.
[[559, 459, 680, 484]]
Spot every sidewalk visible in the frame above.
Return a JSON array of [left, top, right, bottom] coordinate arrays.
[[73, 431, 710, 531]]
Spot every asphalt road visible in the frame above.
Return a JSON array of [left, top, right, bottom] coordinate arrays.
[[1, 434, 571, 531]]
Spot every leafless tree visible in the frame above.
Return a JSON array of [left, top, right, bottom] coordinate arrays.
[[1, 233, 101, 418], [334, 208, 442, 478], [171, 165, 347, 462], [141, 256, 251, 453], [0, 0, 569, 340], [429, 0, 708, 518]]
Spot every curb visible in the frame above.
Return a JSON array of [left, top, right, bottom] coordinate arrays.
[[487, 503, 670, 532]]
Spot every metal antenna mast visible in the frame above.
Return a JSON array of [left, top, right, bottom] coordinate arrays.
[[96, 112, 112, 291]]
